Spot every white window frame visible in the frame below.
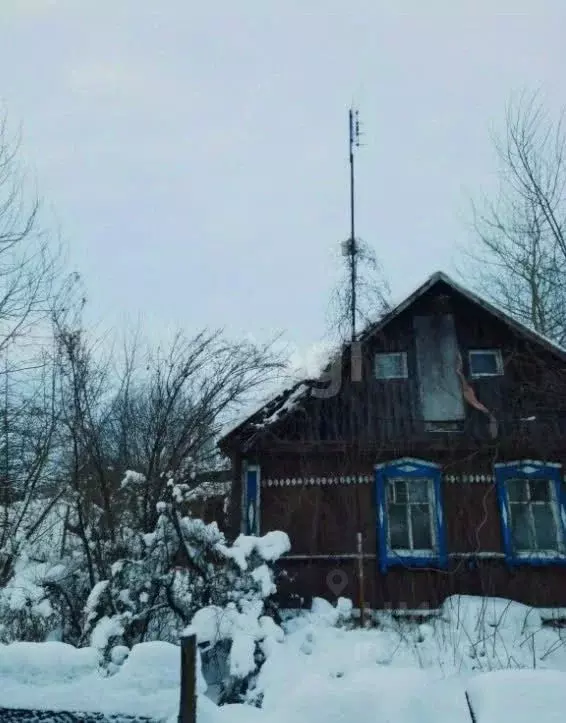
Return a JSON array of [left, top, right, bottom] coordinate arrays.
[[468, 349, 503, 378], [374, 351, 408, 380], [506, 477, 564, 557], [386, 476, 437, 557]]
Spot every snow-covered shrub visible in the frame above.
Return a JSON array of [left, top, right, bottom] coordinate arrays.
[[0, 501, 72, 645], [55, 479, 291, 682], [0, 472, 290, 693], [0, 551, 59, 643], [185, 532, 290, 704]]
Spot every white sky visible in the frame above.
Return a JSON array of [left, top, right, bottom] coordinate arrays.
[[0, 1, 565, 353]]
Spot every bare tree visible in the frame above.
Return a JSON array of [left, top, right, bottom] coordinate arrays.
[[53, 315, 283, 548], [0, 113, 59, 357], [466, 91, 566, 344], [0, 110, 66, 594], [328, 238, 391, 342], [107, 329, 283, 530]]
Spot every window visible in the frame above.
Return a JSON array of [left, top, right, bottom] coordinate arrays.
[[375, 352, 408, 380], [244, 464, 261, 536], [495, 461, 566, 564], [375, 459, 447, 571], [469, 349, 503, 378], [387, 477, 434, 552], [507, 479, 561, 553]]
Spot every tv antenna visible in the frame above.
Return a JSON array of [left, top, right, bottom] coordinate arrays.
[[341, 107, 363, 342]]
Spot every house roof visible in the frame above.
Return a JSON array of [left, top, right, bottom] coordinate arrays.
[[219, 271, 566, 451], [359, 271, 566, 359]]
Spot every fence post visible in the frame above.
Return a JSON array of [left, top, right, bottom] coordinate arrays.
[[357, 531, 366, 627], [178, 633, 197, 723]]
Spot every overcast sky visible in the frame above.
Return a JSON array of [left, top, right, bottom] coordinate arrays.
[[1, 1, 565, 357]]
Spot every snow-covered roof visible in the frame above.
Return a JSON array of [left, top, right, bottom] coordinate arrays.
[[219, 270, 566, 449], [219, 380, 315, 451]]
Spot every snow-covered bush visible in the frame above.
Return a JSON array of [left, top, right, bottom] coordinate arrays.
[[76, 485, 290, 670], [186, 531, 290, 704], [0, 473, 290, 696]]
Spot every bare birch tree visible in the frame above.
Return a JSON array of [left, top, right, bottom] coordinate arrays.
[[466, 91, 566, 344]]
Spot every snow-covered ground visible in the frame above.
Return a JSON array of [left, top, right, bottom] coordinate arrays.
[[0, 640, 184, 721], [254, 595, 566, 722], [1, 595, 566, 722]]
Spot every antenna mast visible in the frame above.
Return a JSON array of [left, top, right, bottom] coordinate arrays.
[[346, 108, 361, 342]]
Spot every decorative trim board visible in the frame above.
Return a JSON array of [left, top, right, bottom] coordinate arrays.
[[262, 474, 497, 487]]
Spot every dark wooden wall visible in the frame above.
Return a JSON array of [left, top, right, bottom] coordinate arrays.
[[261, 477, 504, 557], [275, 558, 566, 609], [262, 473, 566, 609]]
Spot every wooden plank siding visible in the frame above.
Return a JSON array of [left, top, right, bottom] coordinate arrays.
[[262, 478, 503, 558], [275, 558, 566, 609], [262, 470, 566, 609]]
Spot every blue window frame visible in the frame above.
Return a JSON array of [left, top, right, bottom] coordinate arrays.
[[495, 461, 566, 566], [243, 464, 261, 535], [375, 458, 447, 572]]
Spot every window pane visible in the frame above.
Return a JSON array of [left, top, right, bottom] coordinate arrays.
[[375, 353, 407, 379], [470, 351, 500, 376], [507, 479, 528, 502], [411, 504, 432, 549], [389, 504, 409, 549], [394, 480, 407, 503], [510, 503, 533, 551], [533, 505, 558, 550], [407, 479, 429, 503], [529, 479, 550, 502]]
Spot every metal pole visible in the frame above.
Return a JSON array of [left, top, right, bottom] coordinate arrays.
[[349, 109, 357, 343]]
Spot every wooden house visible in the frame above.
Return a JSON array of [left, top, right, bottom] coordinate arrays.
[[219, 272, 566, 610]]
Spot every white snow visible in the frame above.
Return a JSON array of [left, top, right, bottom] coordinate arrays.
[[0, 552, 59, 613], [229, 632, 256, 678], [467, 669, 566, 722], [0, 641, 181, 719], [1, 595, 566, 722], [260, 383, 311, 427], [110, 644, 129, 666], [251, 564, 275, 597], [255, 531, 291, 561], [253, 595, 566, 722], [215, 530, 290, 571], [189, 605, 236, 644], [89, 614, 124, 650], [264, 667, 469, 723], [287, 341, 336, 380], [120, 469, 147, 488], [84, 580, 109, 622], [0, 642, 100, 685]]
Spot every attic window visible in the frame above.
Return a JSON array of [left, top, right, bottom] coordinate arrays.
[[375, 352, 408, 380], [469, 349, 503, 378]]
